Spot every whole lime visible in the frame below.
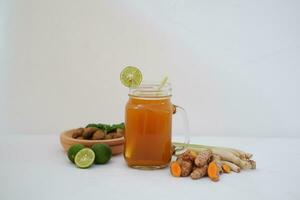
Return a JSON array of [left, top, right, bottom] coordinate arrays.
[[91, 143, 112, 164], [67, 144, 85, 163]]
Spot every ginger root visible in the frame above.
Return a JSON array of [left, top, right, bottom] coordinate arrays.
[[211, 154, 223, 173], [249, 160, 256, 169], [221, 161, 240, 173]]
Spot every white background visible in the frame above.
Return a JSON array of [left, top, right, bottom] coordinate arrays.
[[1, 0, 300, 137]]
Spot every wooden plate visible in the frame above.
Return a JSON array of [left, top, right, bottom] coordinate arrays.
[[60, 129, 124, 155]]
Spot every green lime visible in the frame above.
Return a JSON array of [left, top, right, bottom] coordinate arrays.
[[120, 66, 143, 88], [67, 144, 85, 163], [74, 148, 95, 168], [91, 143, 112, 164]]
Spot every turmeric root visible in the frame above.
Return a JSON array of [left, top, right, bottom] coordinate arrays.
[[179, 150, 197, 162], [221, 161, 240, 173], [170, 161, 181, 177], [174, 150, 211, 179], [176, 157, 193, 177], [194, 150, 212, 167], [222, 164, 231, 173], [172, 142, 256, 181], [190, 165, 208, 180], [170, 158, 193, 177], [207, 161, 220, 182]]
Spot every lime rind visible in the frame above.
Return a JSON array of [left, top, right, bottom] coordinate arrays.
[[120, 66, 143, 88], [74, 148, 95, 168], [67, 144, 85, 163], [91, 144, 112, 164]]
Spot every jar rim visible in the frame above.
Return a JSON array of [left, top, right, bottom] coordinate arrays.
[[128, 81, 172, 98]]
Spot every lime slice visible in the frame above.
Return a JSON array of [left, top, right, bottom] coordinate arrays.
[[120, 66, 143, 88], [74, 148, 95, 168]]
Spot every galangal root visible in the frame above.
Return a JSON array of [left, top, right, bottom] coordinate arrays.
[[170, 143, 256, 182]]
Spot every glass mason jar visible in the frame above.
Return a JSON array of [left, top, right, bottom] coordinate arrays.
[[124, 82, 189, 169]]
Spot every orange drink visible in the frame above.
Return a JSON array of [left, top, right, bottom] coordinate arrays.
[[123, 82, 189, 169], [124, 96, 173, 168]]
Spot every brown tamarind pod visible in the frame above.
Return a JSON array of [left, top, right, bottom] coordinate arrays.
[[104, 133, 113, 140], [113, 132, 123, 138], [92, 130, 105, 140], [82, 127, 98, 139], [71, 128, 84, 138], [116, 128, 124, 135]]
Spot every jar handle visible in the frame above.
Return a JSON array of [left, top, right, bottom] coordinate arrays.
[[172, 105, 190, 155]]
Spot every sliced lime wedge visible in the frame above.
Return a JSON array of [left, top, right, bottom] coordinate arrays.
[[74, 148, 95, 168], [120, 66, 143, 88]]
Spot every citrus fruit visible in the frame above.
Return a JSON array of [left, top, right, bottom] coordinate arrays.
[[74, 148, 95, 168], [67, 144, 85, 163], [120, 66, 142, 88], [91, 143, 112, 164]]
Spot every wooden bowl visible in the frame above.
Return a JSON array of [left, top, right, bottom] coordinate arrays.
[[60, 129, 124, 155]]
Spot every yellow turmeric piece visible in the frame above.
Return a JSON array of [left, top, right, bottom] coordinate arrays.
[[170, 161, 181, 177], [207, 161, 220, 182], [222, 164, 231, 173]]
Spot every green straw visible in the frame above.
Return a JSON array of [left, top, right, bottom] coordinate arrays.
[[157, 76, 168, 91]]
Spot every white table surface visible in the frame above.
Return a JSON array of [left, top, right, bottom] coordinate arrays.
[[1, 133, 299, 200]]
